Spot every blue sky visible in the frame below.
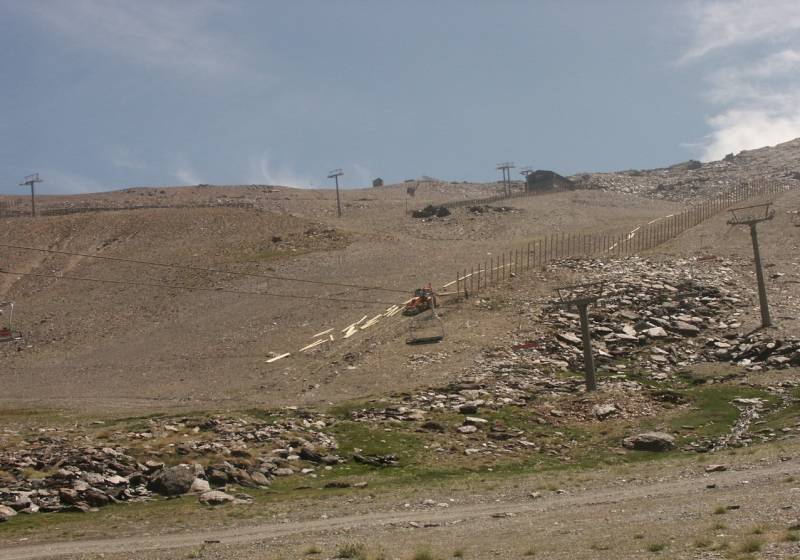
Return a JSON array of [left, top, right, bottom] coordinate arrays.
[[1, 0, 800, 194]]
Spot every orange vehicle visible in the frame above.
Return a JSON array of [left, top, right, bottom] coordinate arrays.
[[402, 284, 437, 316]]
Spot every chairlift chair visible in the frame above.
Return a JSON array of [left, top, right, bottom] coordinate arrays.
[[0, 302, 21, 343], [406, 296, 445, 345]]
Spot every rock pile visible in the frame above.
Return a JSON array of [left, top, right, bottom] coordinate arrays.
[[570, 139, 800, 202], [533, 257, 800, 377], [0, 413, 343, 518], [412, 205, 451, 219], [340, 255, 798, 457]]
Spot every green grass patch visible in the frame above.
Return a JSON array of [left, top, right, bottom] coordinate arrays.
[[667, 385, 776, 442]]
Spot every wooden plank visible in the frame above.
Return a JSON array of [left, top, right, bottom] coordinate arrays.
[[341, 315, 367, 334], [343, 326, 359, 339], [299, 338, 328, 352], [266, 352, 290, 363], [360, 314, 383, 330]]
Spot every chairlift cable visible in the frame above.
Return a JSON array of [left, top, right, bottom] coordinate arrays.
[[0, 243, 407, 294], [0, 269, 399, 306]]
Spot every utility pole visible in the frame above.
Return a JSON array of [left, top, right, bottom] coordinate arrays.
[[19, 173, 42, 217], [327, 169, 343, 218], [519, 166, 533, 191], [496, 162, 515, 196], [555, 282, 604, 391], [727, 203, 775, 328]]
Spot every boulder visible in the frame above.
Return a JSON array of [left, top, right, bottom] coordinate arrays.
[[249, 471, 271, 486], [190, 478, 211, 494], [0, 505, 17, 521], [623, 432, 676, 452], [644, 327, 669, 339], [147, 465, 195, 496], [592, 404, 618, 420], [299, 447, 323, 463], [83, 488, 111, 507], [670, 321, 700, 337], [206, 467, 229, 487], [458, 403, 479, 415], [198, 491, 237, 506]]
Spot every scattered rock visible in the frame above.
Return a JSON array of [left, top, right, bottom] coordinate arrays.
[[198, 491, 237, 506], [622, 432, 676, 452], [148, 466, 195, 496]]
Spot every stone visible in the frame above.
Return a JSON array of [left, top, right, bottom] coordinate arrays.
[[705, 464, 727, 473], [249, 471, 271, 486], [622, 432, 676, 452], [464, 417, 488, 426], [198, 490, 237, 506], [458, 403, 479, 415], [670, 321, 700, 336], [274, 468, 294, 477], [206, 467, 229, 487], [190, 478, 211, 494], [557, 332, 582, 345], [421, 420, 446, 432], [592, 404, 618, 420], [83, 488, 111, 507], [148, 465, 195, 496], [58, 488, 80, 505], [0, 505, 17, 521], [457, 425, 478, 434], [644, 327, 668, 338], [299, 447, 323, 463]]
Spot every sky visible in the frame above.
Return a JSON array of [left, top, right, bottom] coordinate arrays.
[[1, 0, 800, 194]]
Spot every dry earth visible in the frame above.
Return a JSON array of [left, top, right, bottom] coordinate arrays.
[[1, 140, 800, 559]]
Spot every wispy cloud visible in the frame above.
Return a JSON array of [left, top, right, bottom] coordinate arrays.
[[172, 158, 202, 185], [12, 0, 256, 80], [37, 169, 105, 194], [682, 1, 800, 160], [247, 152, 313, 188], [680, 0, 800, 62]]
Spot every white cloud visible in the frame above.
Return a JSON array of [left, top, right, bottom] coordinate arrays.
[[36, 169, 105, 194], [247, 152, 313, 188], [680, 0, 800, 62], [703, 109, 800, 160], [172, 159, 201, 185], [12, 0, 256, 80], [682, 1, 800, 160]]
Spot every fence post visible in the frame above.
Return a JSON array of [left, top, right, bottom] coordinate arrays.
[[470, 266, 474, 294], [527, 242, 531, 270]]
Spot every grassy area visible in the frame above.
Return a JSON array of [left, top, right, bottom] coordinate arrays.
[[0, 381, 796, 545], [667, 385, 777, 442]]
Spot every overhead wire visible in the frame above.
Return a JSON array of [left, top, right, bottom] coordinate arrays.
[[0, 242, 408, 294], [0, 269, 400, 306]]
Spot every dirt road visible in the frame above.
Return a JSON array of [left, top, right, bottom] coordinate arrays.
[[3, 452, 798, 559]]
